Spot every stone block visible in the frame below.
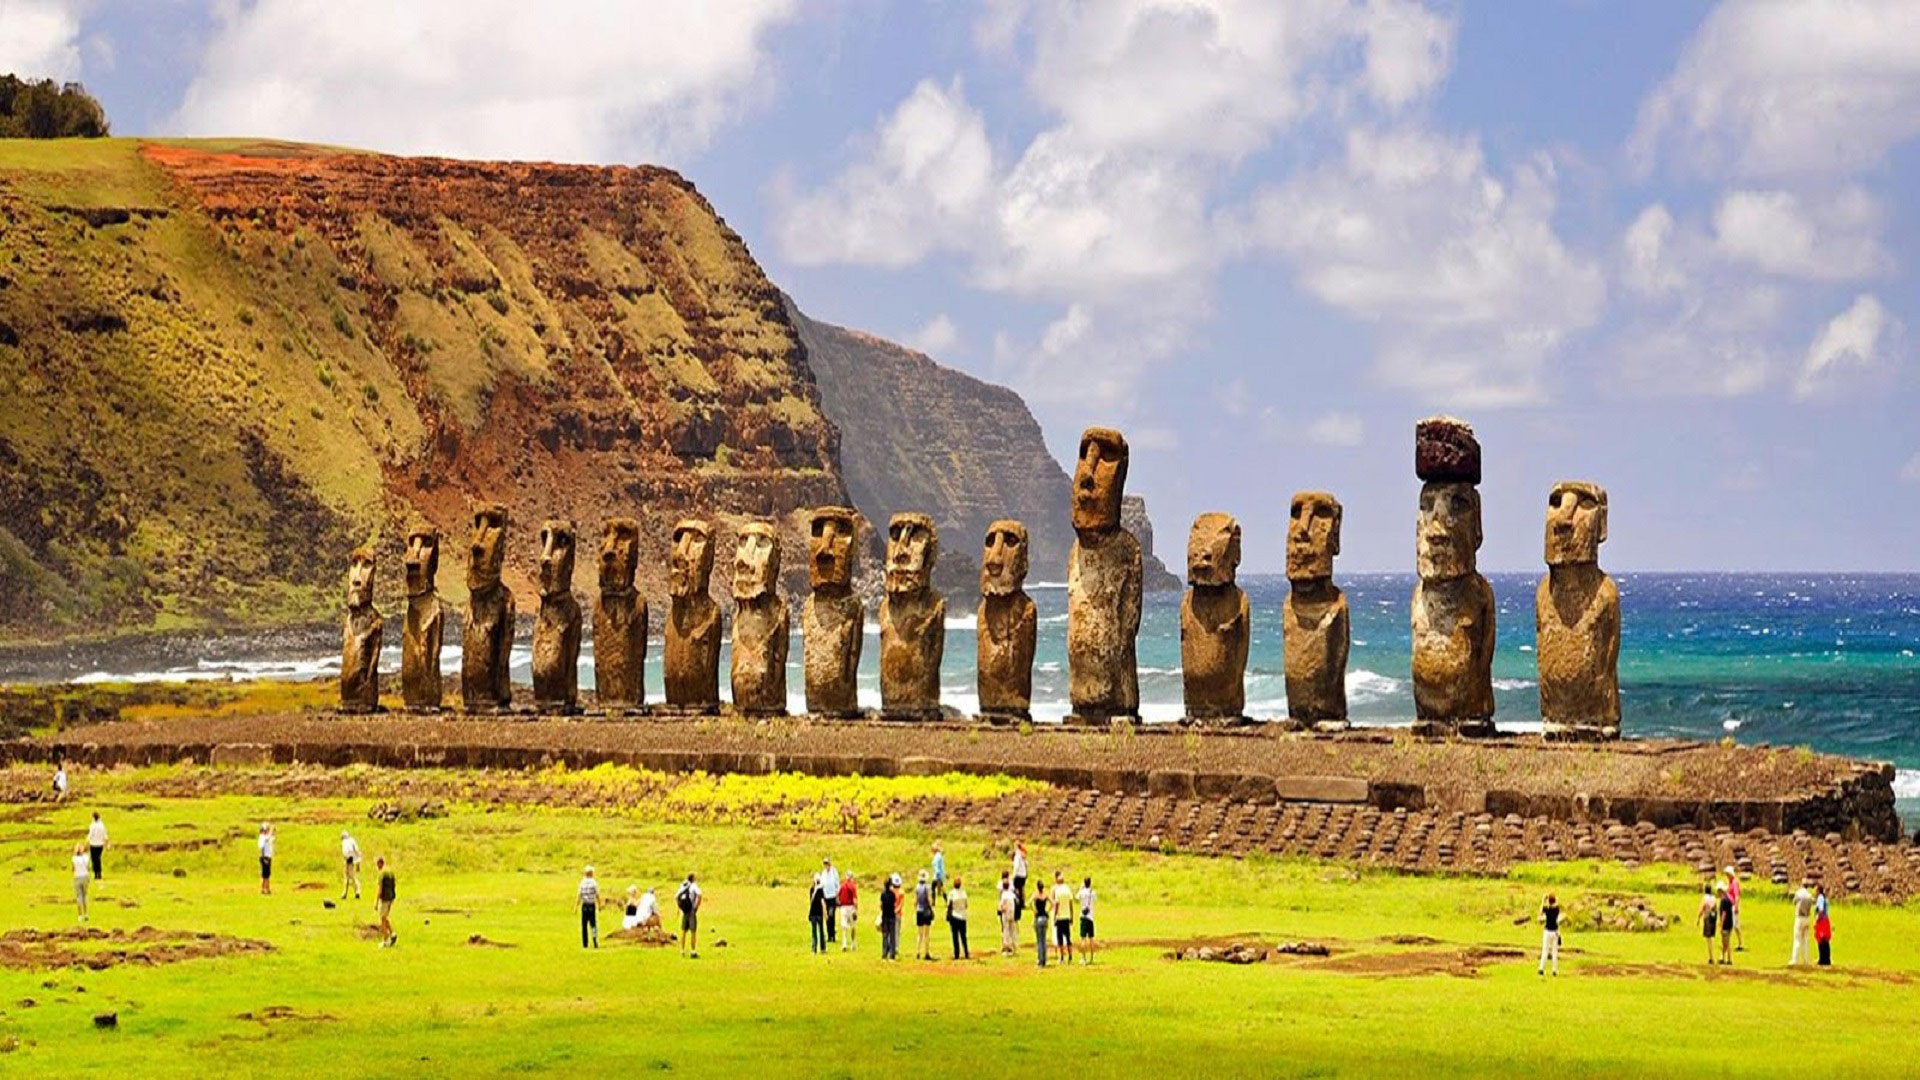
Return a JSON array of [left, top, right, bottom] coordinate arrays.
[[1147, 769, 1197, 799], [210, 743, 273, 767], [1275, 775, 1369, 803]]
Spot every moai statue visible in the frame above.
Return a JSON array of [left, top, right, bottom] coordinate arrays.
[[532, 520, 582, 713], [803, 506, 865, 717], [1066, 428, 1141, 724], [879, 513, 945, 720], [1410, 417, 1497, 736], [339, 546, 382, 713], [400, 528, 444, 712], [1536, 482, 1621, 740], [664, 519, 722, 712], [1283, 493, 1350, 731], [1181, 513, 1248, 722], [461, 503, 516, 713], [729, 521, 788, 716], [977, 520, 1036, 723], [593, 518, 648, 712]]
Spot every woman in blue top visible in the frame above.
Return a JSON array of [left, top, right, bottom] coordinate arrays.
[[931, 842, 947, 896]]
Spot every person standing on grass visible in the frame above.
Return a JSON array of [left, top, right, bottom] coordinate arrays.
[[375, 856, 397, 948], [838, 872, 858, 952], [1790, 878, 1815, 966], [53, 761, 68, 801], [1032, 881, 1050, 967], [677, 873, 702, 958], [86, 812, 107, 882], [820, 858, 841, 944], [1011, 840, 1029, 922], [72, 841, 91, 922], [258, 822, 275, 895], [931, 842, 947, 899], [998, 872, 1017, 955], [808, 871, 828, 955], [1051, 871, 1075, 965], [1814, 885, 1832, 967], [341, 830, 363, 900], [1076, 877, 1097, 966], [947, 876, 970, 960], [1725, 866, 1745, 951], [579, 865, 600, 949], [1718, 883, 1735, 964], [914, 869, 936, 960], [1698, 882, 1718, 964], [1537, 892, 1561, 977], [879, 873, 900, 961]]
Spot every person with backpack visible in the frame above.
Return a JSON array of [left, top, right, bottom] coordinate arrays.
[[1814, 884, 1832, 966], [578, 865, 601, 949], [914, 869, 936, 960], [878, 873, 900, 961], [1697, 882, 1718, 964], [946, 876, 970, 960], [676, 873, 702, 958], [1537, 892, 1561, 977], [808, 871, 829, 954]]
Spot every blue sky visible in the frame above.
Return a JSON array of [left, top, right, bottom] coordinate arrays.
[[4, 0, 1918, 573]]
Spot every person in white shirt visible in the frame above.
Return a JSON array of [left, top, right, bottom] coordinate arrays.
[[87, 812, 108, 882], [997, 872, 1017, 954], [625, 885, 662, 931], [1011, 841, 1029, 922], [1790, 880, 1815, 966], [53, 762, 69, 801], [819, 858, 841, 945], [676, 874, 703, 958], [340, 831, 363, 899], [258, 822, 275, 895], [1076, 877, 1097, 965], [579, 866, 601, 949], [72, 841, 91, 921]]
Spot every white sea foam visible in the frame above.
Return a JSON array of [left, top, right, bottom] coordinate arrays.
[[1345, 669, 1404, 706], [1492, 678, 1537, 691], [1895, 770, 1920, 800], [1029, 581, 1068, 590]]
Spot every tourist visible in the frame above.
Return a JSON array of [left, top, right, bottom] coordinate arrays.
[[1011, 840, 1029, 921], [1077, 876, 1097, 966], [375, 856, 397, 947], [1537, 892, 1561, 977], [258, 822, 275, 895], [1725, 865, 1745, 951], [808, 871, 828, 954], [53, 760, 68, 801], [947, 875, 970, 960], [1790, 878, 1815, 966], [624, 885, 643, 930], [87, 811, 107, 882], [1052, 871, 1075, 965], [72, 841, 91, 922], [820, 858, 841, 943], [838, 871, 858, 952], [1718, 882, 1735, 964], [1814, 885, 1832, 967], [914, 869, 936, 960], [1032, 881, 1051, 968], [628, 886, 662, 932], [1698, 882, 1718, 964], [579, 865, 600, 949], [676, 873, 702, 958], [879, 873, 900, 961], [997, 872, 1017, 955], [931, 842, 947, 899], [341, 830, 363, 900]]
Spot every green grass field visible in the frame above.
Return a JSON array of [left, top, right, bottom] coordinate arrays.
[[1, 767, 1914, 1078]]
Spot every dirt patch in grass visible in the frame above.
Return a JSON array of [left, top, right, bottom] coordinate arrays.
[[236, 1005, 336, 1023], [607, 925, 677, 947], [1581, 961, 1912, 986], [465, 934, 516, 948], [1313, 945, 1526, 978], [0, 926, 271, 970]]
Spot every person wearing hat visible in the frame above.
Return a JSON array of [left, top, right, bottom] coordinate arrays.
[[257, 822, 275, 895], [1725, 866, 1744, 951], [1697, 881, 1718, 964], [341, 830, 364, 900], [579, 865, 601, 949], [914, 869, 936, 960], [819, 857, 841, 944], [879, 873, 901, 960]]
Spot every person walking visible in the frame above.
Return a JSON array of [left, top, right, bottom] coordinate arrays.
[[879, 873, 900, 961], [53, 760, 68, 801], [998, 872, 1017, 955], [946, 876, 970, 960], [1076, 876, 1097, 966], [930, 843, 947, 900], [808, 871, 829, 955], [257, 822, 276, 895], [1537, 892, 1561, 976], [1717, 883, 1735, 964], [1698, 882, 1718, 964], [1051, 871, 1075, 965], [1032, 881, 1051, 967], [1011, 840, 1029, 922], [819, 858, 841, 944], [676, 873, 702, 958], [914, 870, 936, 960], [1790, 879, 1815, 966], [341, 830, 363, 899], [1814, 885, 1832, 967], [72, 841, 91, 922], [86, 812, 107, 882], [838, 872, 858, 952], [579, 866, 601, 949], [1725, 866, 1745, 951], [375, 856, 397, 947]]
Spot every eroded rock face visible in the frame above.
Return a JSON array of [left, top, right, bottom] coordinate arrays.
[[664, 519, 720, 711], [1068, 428, 1141, 722], [532, 520, 582, 712], [593, 518, 647, 710], [879, 513, 944, 718], [1284, 492, 1349, 729], [729, 521, 787, 715], [978, 519, 1036, 721], [1411, 428, 1496, 735], [462, 504, 515, 713], [340, 547, 382, 713], [400, 528, 443, 712], [804, 506, 864, 716], [1181, 513, 1248, 721], [1537, 481, 1620, 739]]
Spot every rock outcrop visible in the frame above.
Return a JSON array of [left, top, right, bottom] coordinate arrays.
[[1121, 496, 1182, 593]]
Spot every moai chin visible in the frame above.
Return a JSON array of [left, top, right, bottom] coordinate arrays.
[[339, 546, 382, 713], [729, 521, 788, 716], [461, 504, 515, 713], [803, 506, 865, 717], [977, 519, 1036, 723], [400, 528, 443, 712], [663, 518, 721, 712], [1536, 482, 1621, 740], [593, 518, 648, 712], [1181, 513, 1249, 722], [1066, 427, 1141, 723], [1410, 417, 1497, 736], [879, 512, 945, 719], [1283, 493, 1350, 731], [532, 520, 582, 713]]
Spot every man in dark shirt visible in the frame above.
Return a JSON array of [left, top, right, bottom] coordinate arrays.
[[376, 857, 398, 948], [1538, 893, 1561, 976]]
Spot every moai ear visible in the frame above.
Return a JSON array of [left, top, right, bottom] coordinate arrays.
[[1330, 502, 1343, 558], [1596, 491, 1609, 545]]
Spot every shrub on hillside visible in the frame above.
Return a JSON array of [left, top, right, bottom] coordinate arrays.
[[0, 75, 110, 138]]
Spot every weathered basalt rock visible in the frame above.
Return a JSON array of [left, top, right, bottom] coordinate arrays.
[[879, 512, 944, 719], [977, 519, 1036, 722], [1415, 415, 1482, 484], [1181, 512, 1247, 721], [1537, 482, 1620, 740], [804, 506, 865, 717], [461, 504, 515, 713], [1122, 494, 1184, 593], [399, 528, 443, 712], [1411, 423, 1496, 736], [339, 547, 382, 713], [593, 518, 647, 711], [1284, 492, 1349, 730], [663, 519, 721, 712], [729, 521, 788, 716], [531, 520, 582, 713], [1067, 428, 1141, 723]]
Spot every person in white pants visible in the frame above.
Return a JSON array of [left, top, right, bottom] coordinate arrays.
[[1790, 881, 1815, 965], [1538, 893, 1561, 976]]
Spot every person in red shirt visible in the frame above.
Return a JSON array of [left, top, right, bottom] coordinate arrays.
[[837, 873, 859, 952]]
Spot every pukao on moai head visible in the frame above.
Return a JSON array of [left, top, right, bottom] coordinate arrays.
[[804, 506, 864, 717], [1180, 512, 1248, 721], [593, 518, 648, 712], [664, 518, 720, 711], [400, 527, 444, 711], [1284, 493, 1350, 730], [1410, 417, 1496, 735], [978, 519, 1036, 722], [1537, 481, 1620, 740], [339, 546, 382, 712], [532, 520, 582, 713], [461, 503, 515, 713], [880, 513, 944, 719], [1066, 428, 1143, 724], [729, 521, 787, 715]]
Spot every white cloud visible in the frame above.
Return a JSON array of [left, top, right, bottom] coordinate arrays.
[[1901, 453, 1920, 485], [1712, 188, 1888, 281], [0, 0, 83, 80], [1620, 204, 1686, 297], [1303, 411, 1365, 447], [1796, 294, 1895, 399], [170, 0, 800, 165], [904, 313, 960, 357]]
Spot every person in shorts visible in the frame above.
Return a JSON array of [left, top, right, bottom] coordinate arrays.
[[376, 856, 397, 948], [1076, 876, 1097, 965], [1051, 871, 1074, 964], [1697, 882, 1718, 964], [258, 822, 275, 895], [1717, 883, 1735, 964], [676, 873, 702, 958], [341, 830, 363, 899]]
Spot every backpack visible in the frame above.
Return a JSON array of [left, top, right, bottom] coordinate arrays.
[[676, 884, 693, 914]]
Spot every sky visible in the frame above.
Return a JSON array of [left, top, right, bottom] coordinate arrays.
[[4, 0, 1918, 573]]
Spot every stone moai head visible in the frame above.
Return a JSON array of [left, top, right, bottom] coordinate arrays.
[[669, 519, 714, 599], [1545, 481, 1608, 567], [537, 520, 577, 598], [1286, 492, 1341, 583], [1417, 483, 1482, 581], [346, 546, 376, 608], [1071, 427, 1129, 534], [885, 513, 938, 596], [809, 507, 859, 590], [1186, 512, 1241, 589], [980, 519, 1030, 597], [733, 521, 781, 600], [467, 503, 508, 591], [403, 528, 439, 597], [599, 518, 640, 593]]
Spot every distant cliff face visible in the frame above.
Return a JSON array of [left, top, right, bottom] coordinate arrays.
[[1122, 495, 1183, 592]]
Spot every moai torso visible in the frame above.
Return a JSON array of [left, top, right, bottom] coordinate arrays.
[[593, 519, 648, 710], [1410, 419, 1496, 734], [804, 507, 864, 716], [729, 521, 788, 715], [664, 519, 721, 710], [1180, 513, 1247, 720], [340, 548, 382, 712], [1536, 482, 1621, 737], [977, 520, 1036, 720], [1066, 428, 1142, 720], [879, 513, 944, 718], [462, 504, 515, 712], [400, 529, 443, 711], [1283, 492, 1349, 728], [531, 520, 582, 712]]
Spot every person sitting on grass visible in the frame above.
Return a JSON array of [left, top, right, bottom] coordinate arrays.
[[1698, 882, 1718, 964], [625, 885, 661, 932], [579, 865, 600, 949], [676, 873, 702, 958], [1051, 871, 1075, 965], [72, 841, 91, 922], [376, 856, 397, 948]]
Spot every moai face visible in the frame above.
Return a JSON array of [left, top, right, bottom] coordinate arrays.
[[1545, 482, 1607, 567], [1286, 492, 1341, 582], [980, 520, 1030, 597], [346, 547, 376, 608], [668, 519, 714, 599], [885, 513, 938, 595], [733, 522, 781, 600], [466, 504, 508, 591], [1071, 428, 1129, 534], [1416, 482, 1481, 581], [403, 528, 439, 597], [1186, 513, 1241, 589], [809, 507, 858, 590], [599, 518, 640, 593], [537, 520, 576, 597]]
